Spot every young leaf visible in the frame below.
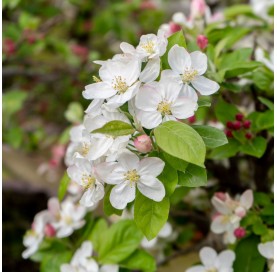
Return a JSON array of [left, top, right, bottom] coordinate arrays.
[[120, 249, 156, 272], [97, 220, 143, 264], [161, 30, 186, 69], [233, 236, 266, 272], [240, 136, 267, 158], [154, 121, 206, 168], [192, 125, 228, 148], [178, 164, 207, 187], [134, 192, 169, 240], [58, 172, 70, 201], [91, 120, 135, 136]]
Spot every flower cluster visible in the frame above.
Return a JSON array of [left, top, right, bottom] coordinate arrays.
[[22, 197, 86, 259], [210, 189, 253, 244], [65, 29, 219, 211]]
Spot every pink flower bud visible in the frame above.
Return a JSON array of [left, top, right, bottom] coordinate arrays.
[[169, 22, 182, 34], [235, 206, 246, 218], [197, 35, 208, 50], [234, 227, 246, 239], [188, 115, 196, 124], [3, 38, 16, 56], [190, 0, 206, 19], [71, 44, 89, 60], [134, 135, 153, 153], [214, 192, 227, 201], [44, 224, 56, 237]]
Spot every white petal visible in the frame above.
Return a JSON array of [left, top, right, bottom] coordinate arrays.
[[171, 97, 198, 119], [158, 222, 172, 238], [210, 216, 228, 234], [110, 181, 136, 209], [211, 197, 230, 214], [60, 264, 75, 272], [160, 69, 180, 83], [138, 157, 165, 177], [95, 162, 117, 181], [180, 84, 198, 102], [137, 110, 162, 129], [240, 189, 253, 210], [168, 45, 191, 74], [191, 76, 220, 95], [83, 82, 116, 99], [186, 266, 206, 272], [86, 259, 99, 272], [80, 184, 104, 207], [106, 166, 125, 185], [217, 250, 236, 268], [120, 42, 135, 54], [258, 241, 274, 259], [199, 247, 217, 267], [161, 80, 182, 102], [190, 51, 207, 75], [137, 176, 165, 202], [100, 265, 119, 272], [88, 137, 114, 160], [118, 151, 139, 170], [56, 226, 73, 238], [135, 82, 161, 111], [139, 58, 161, 83], [141, 237, 158, 248]]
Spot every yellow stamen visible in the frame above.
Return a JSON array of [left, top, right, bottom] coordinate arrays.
[[93, 76, 101, 82], [141, 40, 155, 54], [124, 169, 140, 182], [81, 174, 96, 190], [157, 101, 172, 116], [112, 76, 129, 94], [182, 69, 198, 83], [80, 143, 90, 156]]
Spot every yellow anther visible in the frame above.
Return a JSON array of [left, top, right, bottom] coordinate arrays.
[[112, 76, 129, 94], [81, 174, 96, 190], [182, 69, 198, 83], [141, 40, 156, 54], [124, 169, 140, 182], [80, 143, 90, 156], [157, 101, 172, 116]]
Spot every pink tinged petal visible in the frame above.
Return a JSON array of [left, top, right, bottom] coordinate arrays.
[[240, 189, 253, 210], [135, 82, 161, 111], [137, 110, 162, 129], [110, 181, 136, 209], [180, 85, 198, 102], [139, 58, 161, 83], [211, 197, 230, 214], [137, 176, 165, 202], [118, 151, 140, 170], [191, 76, 220, 95], [186, 266, 206, 272], [211, 216, 228, 234], [217, 250, 236, 268], [83, 82, 116, 99], [168, 44, 191, 74], [47, 197, 60, 216], [138, 157, 165, 177], [171, 97, 198, 119], [190, 51, 207, 75], [161, 80, 182, 102], [199, 247, 217, 267]]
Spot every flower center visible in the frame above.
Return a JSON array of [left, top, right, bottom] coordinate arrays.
[[157, 101, 172, 116], [64, 215, 73, 225], [206, 268, 218, 272], [141, 40, 156, 54], [182, 69, 198, 83], [80, 143, 90, 156], [124, 169, 140, 182], [81, 174, 96, 190], [112, 76, 129, 94]]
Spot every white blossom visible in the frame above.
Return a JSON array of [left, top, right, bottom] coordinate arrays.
[[258, 241, 274, 272], [96, 150, 165, 209]]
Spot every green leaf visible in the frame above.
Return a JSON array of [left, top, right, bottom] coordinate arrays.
[[154, 121, 206, 168], [214, 98, 239, 124], [192, 125, 228, 148], [224, 5, 253, 18], [134, 192, 169, 240], [170, 187, 190, 205], [254, 192, 272, 207], [58, 172, 70, 201], [120, 249, 156, 272], [198, 96, 211, 108], [240, 136, 267, 158], [91, 120, 135, 136], [209, 138, 240, 159], [157, 161, 178, 196], [161, 30, 186, 69], [88, 218, 108, 251], [97, 220, 143, 264], [258, 97, 274, 110], [233, 236, 266, 272], [252, 67, 274, 93], [253, 221, 268, 235], [40, 251, 72, 272], [103, 185, 123, 216], [3, 90, 28, 118], [256, 111, 274, 131], [161, 152, 188, 171], [223, 61, 261, 78], [64, 102, 84, 123], [178, 164, 207, 187]]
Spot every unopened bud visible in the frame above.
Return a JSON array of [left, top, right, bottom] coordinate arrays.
[[214, 192, 227, 201], [44, 224, 56, 237], [234, 227, 246, 238], [190, 0, 206, 18], [197, 35, 208, 50], [169, 22, 182, 34], [134, 135, 153, 153]]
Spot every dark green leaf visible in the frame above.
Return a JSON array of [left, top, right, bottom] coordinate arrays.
[[240, 136, 267, 158], [178, 164, 207, 187], [209, 138, 240, 159]]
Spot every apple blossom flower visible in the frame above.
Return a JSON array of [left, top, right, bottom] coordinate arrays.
[[134, 135, 153, 153], [82, 57, 141, 107], [250, 0, 274, 21], [61, 241, 99, 272], [172, 12, 194, 29], [258, 241, 274, 272], [190, 0, 207, 19], [135, 81, 198, 129], [67, 159, 105, 207], [255, 47, 274, 71], [162, 45, 220, 97], [96, 150, 165, 209], [197, 35, 208, 50], [186, 247, 235, 272]]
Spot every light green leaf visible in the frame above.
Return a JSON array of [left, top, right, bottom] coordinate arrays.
[[240, 136, 267, 158], [209, 138, 240, 159], [192, 125, 228, 148], [161, 30, 186, 69], [98, 220, 142, 264], [233, 236, 266, 272], [134, 192, 169, 240], [198, 96, 211, 108], [88, 218, 108, 251], [223, 62, 261, 78], [91, 120, 135, 136], [258, 97, 274, 110], [154, 121, 206, 168], [40, 251, 72, 272], [252, 67, 274, 93], [256, 111, 274, 131], [178, 164, 207, 187], [120, 249, 156, 272], [3, 90, 28, 117], [58, 172, 70, 201], [224, 5, 254, 18]]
